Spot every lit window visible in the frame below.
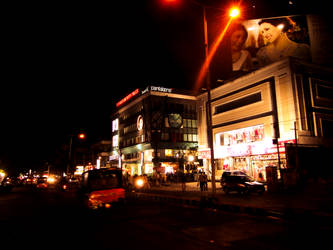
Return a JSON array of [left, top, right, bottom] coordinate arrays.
[[112, 135, 118, 147], [165, 149, 172, 157], [112, 119, 119, 132]]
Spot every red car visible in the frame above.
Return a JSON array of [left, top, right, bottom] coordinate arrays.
[[36, 177, 48, 189], [78, 169, 125, 210]]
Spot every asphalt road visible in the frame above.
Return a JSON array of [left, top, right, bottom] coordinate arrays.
[[0, 187, 331, 249]]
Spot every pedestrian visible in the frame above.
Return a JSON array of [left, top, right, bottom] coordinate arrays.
[[128, 174, 134, 191], [180, 172, 186, 192], [143, 174, 150, 190], [198, 172, 205, 192], [203, 172, 208, 191], [258, 172, 264, 183]]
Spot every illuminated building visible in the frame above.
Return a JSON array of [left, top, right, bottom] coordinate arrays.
[[111, 86, 198, 176], [197, 57, 333, 182]]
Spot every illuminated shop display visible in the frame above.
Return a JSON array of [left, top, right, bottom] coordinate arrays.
[[213, 124, 293, 179], [216, 125, 264, 146]]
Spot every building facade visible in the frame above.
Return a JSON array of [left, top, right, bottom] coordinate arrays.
[[197, 58, 333, 182], [111, 86, 199, 176]]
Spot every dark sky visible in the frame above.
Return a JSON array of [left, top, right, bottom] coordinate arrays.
[[1, 0, 326, 173]]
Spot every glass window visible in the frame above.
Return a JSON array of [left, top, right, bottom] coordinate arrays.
[[162, 133, 169, 141], [112, 135, 118, 147], [183, 119, 187, 128], [112, 119, 119, 132], [183, 134, 188, 141], [165, 117, 169, 128], [193, 120, 197, 128]]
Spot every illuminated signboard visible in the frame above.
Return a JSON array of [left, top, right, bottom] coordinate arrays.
[[142, 86, 173, 94], [116, 89, 139, 107], [151, 86, 172, 93], [137, 115, 143, 131]]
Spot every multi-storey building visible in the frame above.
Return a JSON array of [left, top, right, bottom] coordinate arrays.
[[110, 86, 198, 176], [197, 57, 333, 182]]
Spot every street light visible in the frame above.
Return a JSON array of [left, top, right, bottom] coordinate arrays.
[[229, 7, 240, 18], [160, 1, 241, 194], [67, 133, 86, 175], [200, 5, 241, 195], [78, 133, 86, 139]]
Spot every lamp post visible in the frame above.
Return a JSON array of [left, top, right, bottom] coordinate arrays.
[[67, 133, 86, 175], [162, 0, 240, 194], [201, 5, 240, 195]]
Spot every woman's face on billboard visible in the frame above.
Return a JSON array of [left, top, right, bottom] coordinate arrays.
[[259, 22, 280, 44]]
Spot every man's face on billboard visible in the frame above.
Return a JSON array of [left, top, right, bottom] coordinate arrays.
[[231, 29, 247, 52]]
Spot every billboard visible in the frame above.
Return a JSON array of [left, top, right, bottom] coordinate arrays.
[[239, 15, 311, 70], [210, 15, 332, 85]]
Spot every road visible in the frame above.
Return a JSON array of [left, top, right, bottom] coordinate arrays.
[[0, 187, 331, 249]]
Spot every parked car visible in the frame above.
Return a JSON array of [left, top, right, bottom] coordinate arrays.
[[58, 177, 80, 191], [0, 176, 14, 193], [220, 171, 265, 194]]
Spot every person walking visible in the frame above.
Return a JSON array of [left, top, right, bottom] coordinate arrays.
[[180, 172, 186, 192], [203, 172, 208, 191], [198, 172, 205, 192]]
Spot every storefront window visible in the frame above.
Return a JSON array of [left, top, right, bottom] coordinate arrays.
[[217, 125, 264, 146]]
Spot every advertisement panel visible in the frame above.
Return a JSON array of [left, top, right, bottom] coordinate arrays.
[[210, 15, 333, 84], [239, 15, 311, 70]]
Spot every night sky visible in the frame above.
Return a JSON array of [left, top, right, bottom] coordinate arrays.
[[1, 0, 327, 174]]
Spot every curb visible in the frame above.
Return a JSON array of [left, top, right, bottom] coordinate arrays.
[[128, 191, 333, 222], [128, 192, 275, 218]]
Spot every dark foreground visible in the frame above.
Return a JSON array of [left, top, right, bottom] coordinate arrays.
[[0, 187, 331, 249]]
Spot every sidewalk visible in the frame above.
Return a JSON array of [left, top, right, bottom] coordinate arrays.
[[133, 181, 333, 219]]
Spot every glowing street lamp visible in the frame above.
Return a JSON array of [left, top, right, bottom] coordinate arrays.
[[67, 132, 87, 174], [78, 133, 86, 139], [229, 7, 240, 18], [161, 1, 241, 195], [198, 5, 241, 195]]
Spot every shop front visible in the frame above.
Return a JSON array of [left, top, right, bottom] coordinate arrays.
[[212, 125, 294, 181], [214, 138, 293, 181]]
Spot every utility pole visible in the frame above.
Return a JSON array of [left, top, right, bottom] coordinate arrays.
[[67, 135, 73, 175], [203, 6, 216, 195]]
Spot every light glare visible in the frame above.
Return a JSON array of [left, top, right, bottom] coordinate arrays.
[[230, 8, 240, 18]]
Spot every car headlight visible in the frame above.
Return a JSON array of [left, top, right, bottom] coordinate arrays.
[[135, 178, 144, 188]]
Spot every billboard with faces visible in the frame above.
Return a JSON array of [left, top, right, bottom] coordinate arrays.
[[238, 15, 311, 71], [210, 15, 332, 85]]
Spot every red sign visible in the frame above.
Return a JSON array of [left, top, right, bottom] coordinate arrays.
[[116, 89, 139, 107], [198, 149, 211, 159]]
